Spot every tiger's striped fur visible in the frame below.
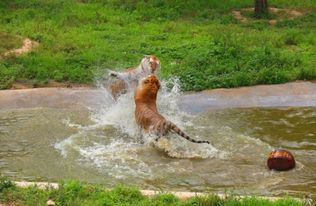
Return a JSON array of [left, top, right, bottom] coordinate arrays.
[[157, 120, 210, 144], [135, 75, 209, 144]]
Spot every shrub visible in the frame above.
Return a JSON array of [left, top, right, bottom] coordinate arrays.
[[0, 177, 15, 192]]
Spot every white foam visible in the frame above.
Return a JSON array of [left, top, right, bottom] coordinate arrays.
[[90, 77, 196, 140], [54, 133, 79, 157], [152, 135, 219, 159], [77, 140, 154, 179]]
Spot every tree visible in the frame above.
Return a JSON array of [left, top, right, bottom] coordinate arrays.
[[254, 0, 268, 18]]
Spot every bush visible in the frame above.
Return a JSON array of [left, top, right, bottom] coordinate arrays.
[[0, 177, 15, 192]]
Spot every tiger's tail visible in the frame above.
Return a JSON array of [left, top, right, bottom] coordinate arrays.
[[166, 121, 210, 144]]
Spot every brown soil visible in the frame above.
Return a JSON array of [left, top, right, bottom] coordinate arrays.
[[269, 7, 303, 17], [268, 19, 278, 25], [232, 10, 248, 23], [0, 38, 39, 59], [232, 7, 304, 25]]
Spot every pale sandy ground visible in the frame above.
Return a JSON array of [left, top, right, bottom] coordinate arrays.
[[0, 38, 38, 59]]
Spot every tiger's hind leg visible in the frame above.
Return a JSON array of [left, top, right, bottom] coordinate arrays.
[[154, 121, 169, 142]]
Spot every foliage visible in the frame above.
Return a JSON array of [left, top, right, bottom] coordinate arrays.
[[0, 0, 315, 90], [0, 32, 23, 53], [0, 177, 15, 192], [0, 178, 305, 206]]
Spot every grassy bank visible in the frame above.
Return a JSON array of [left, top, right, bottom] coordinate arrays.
[[0, 0, 315, 90], [0, 178, 306, 206]]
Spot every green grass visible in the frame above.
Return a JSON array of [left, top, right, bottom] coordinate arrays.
[[0, 32, 23, 53], [0, 0, 315, 90], [0, 177, 307, 206]]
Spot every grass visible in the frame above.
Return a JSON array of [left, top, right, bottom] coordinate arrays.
[[0, 0, 315, 90], [0, 177, 307, 206], [0, 32, 23, 53]]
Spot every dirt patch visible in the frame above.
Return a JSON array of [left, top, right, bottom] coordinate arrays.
[[268, 19, 277, 25], [0, 38, 39, 59], [232, 10, 248, 23], [232, 7, 304, 25], [269, 7, 303, 17]]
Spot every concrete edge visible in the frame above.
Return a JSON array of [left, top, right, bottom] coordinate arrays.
[[14, 181, 303, 202]]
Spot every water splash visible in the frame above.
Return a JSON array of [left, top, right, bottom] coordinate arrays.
[[54, 76, 219, 179], [152, 135, 219, 159]]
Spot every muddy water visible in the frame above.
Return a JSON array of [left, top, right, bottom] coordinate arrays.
[[0, 82, 315, 196]]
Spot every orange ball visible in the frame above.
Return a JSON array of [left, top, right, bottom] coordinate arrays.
[[267, 149, 295, 171]]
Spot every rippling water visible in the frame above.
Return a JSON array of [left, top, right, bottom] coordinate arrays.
[[0, 81, 315, 196]]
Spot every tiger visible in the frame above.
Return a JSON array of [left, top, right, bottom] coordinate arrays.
[[109, 55, 161, 99], [134, 75, 210, 144]]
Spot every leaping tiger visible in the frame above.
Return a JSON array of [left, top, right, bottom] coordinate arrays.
[[134, 75, 210, 144]]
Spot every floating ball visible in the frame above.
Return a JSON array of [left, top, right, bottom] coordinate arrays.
[[267, 149, 295, 171]]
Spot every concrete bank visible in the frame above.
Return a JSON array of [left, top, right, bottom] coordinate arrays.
[[0, 81, 315, 113]]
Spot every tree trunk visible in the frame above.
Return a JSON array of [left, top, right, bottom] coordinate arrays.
[[254, 0, 268, 17]]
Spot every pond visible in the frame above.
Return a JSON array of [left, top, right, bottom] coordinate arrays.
[[0, 82, 315, 196]]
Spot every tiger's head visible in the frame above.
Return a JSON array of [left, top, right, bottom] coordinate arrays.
[[140, 74, 160, 92], [140, 55, 161, 74], [135, 75, 160, 102]]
